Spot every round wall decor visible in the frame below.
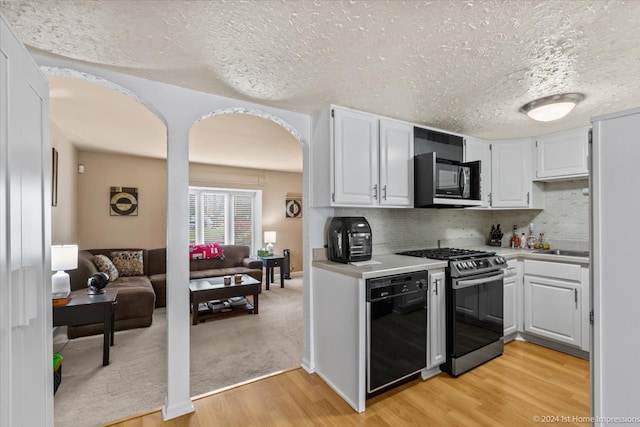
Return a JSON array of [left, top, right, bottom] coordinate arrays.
[[110, 186, 138, 216], [286, 198, 302, 218]]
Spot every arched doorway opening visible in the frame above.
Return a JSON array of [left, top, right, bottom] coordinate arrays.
[[187, 109, 305, 396], [42, 70, 170, 427]]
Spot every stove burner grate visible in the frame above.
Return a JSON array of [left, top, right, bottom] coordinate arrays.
[[397, 247, 495, 261]]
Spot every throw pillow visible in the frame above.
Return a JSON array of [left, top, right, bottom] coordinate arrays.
[[94, 254, 119, 281], [110, 250, 144, 276], [188, 243, 225, 260]]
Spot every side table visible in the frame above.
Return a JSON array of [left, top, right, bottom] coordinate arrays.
[[53, 288, 118, 366], [258, 255, 285, 290]]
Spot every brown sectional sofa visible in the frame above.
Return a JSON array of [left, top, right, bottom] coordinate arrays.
[[66, 245, 263, 338]]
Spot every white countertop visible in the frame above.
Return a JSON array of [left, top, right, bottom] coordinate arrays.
[[312, 254, 447, 279], [312, 246, 589, 279]]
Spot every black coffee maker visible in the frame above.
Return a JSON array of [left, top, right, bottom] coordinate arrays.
[[327, 217, 372, 263]]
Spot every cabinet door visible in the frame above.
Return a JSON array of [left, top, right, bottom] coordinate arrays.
[[428, 270, 446, 369], [524, 276, 581, 347], [464, 137, 491, 207], [503, 260, 521, 338], [491, 139, 533, 208], [535, 127, 589, 180], [379, 119, 413, 206], [333, 108, 379, 205], [503, 276, 518, 337]]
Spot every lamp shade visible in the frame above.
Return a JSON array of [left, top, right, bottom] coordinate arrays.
[[51, 245, 78, 271], [264, 231, 276, 243]]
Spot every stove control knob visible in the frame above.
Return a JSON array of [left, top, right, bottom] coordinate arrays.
[[458, 262, 465, 270], [417, 279, 427, 289]]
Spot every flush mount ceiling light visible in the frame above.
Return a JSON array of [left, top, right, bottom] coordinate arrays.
[[520, 93, 585, 122]]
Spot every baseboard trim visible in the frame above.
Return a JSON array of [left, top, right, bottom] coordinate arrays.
[[161, 400, 195, 422], [301, 357, 314, 373]]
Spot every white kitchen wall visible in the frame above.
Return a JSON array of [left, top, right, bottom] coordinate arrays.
[[492, 179, 589, 250], [333, 207, 494, 255], [335, 179, 589, 254]]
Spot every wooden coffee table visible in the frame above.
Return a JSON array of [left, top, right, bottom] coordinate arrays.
[[53, 288, 118, 366], [189, 275, 260, 325]]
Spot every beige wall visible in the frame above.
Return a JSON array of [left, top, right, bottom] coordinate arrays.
[[50, 122, 78, 245], [77, 152, 304, 272], [77, 151, 167, 249], [190, 163, 303, 273]]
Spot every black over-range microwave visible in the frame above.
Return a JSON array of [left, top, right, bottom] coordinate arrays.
[[413, 127, 482, 208]]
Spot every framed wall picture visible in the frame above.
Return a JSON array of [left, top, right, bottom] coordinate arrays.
[[110, 186, 138, 216], [285, 193, 302, 218]]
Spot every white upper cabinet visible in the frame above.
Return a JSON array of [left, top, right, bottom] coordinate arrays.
[[333, 108, 379, 205], [379, 119, 414, 206], [465, 137, 543, 209], [464, 137, 491, 207], [491, 139, 543, 209], [535, 127, 589, 181], [330, 106, 413, 207]]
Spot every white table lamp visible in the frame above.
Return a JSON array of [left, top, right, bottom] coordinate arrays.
[[51, 244, 78, 295], [264, 231, 276, 255]]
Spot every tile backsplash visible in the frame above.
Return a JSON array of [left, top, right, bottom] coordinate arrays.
[[335, 179, 589, 254]]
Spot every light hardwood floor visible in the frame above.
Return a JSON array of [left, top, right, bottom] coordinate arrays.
[[104, 341, 589, 426]]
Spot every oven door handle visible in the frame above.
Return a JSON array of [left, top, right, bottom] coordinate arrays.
[[453, 273, 504, 290]]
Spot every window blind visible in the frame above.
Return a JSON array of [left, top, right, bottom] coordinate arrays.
[[189, 187, 258, 253]]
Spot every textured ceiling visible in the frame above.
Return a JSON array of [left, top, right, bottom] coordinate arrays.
[[2, 0, 640, 165]]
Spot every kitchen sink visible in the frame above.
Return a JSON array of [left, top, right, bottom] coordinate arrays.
[[534, 249, 589, 257]]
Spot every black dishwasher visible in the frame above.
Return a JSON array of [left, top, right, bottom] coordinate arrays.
[[366, 270, 428, 395]]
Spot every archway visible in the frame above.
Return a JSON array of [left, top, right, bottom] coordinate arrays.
[[187, 109, 305, 396], [41, 70, 170, 426]]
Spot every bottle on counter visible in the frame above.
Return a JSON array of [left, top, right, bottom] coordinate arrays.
[[510, 225, 520, 248], [520, 233, 527, 249]]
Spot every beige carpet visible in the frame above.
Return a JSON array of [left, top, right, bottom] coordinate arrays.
[[53, 276, 304, 427]]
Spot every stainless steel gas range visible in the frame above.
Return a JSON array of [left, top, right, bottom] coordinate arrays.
[[397, 248, 507, 376]]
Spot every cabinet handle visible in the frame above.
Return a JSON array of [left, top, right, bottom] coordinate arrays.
[[574, 289, 578, 308], [434, 278, 441, 296], [527, 191, 530, 205], [372, 184, 378, 200], [382, 185, 387, 200]]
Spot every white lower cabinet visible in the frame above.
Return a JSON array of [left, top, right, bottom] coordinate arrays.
[[503, 260, 520, 338], [524, 260, 583, 348], [427, 269, 446, 369]]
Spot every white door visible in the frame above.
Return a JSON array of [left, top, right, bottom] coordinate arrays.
[[524, 276, 581, 347], [464, 137, 491, 207], [332, 108, 379, 205], [0, 15, 52, 427], [491, 139, 532, 208], [428, 270, 446, 369], [379, 119, 413, 206], [592, 108, 640, 422]]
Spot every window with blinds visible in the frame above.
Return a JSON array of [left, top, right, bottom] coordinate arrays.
[[189, 188, 257, 253]]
